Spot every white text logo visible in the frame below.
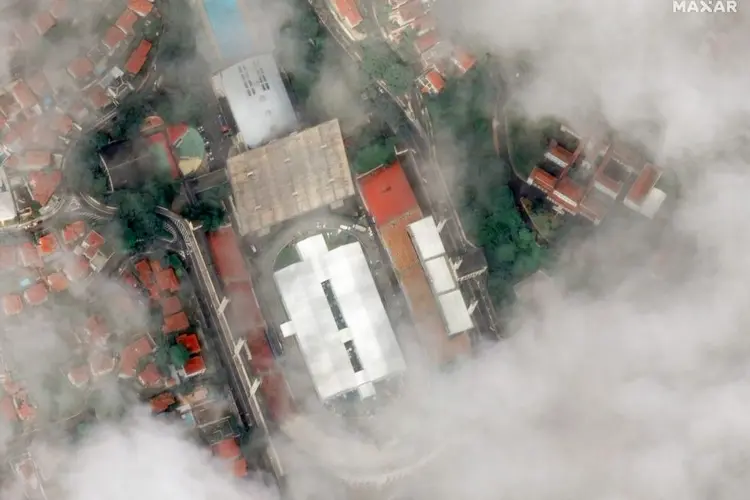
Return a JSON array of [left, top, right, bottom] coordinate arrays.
[[673, 0, 738, 12]]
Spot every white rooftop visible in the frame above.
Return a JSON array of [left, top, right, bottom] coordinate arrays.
[[274, 237, 405, 401], [408, 216, 446, 260], [407, 216, 474, 336], [212, 54, 298, 149]]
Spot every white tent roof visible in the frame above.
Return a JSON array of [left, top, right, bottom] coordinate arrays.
[[275, 237, 405, 401]]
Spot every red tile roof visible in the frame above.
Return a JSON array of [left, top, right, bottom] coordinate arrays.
[[128, 0, 153, 16], [528, 167, 556, 193], [119, 336, 154, 378], [14, 393, 35, 421], [166, 123, 189, 144], [11, 81, 38, 110], [134, 259, 152, 282], [150, 392, 175, 413], [33, 11, 56, 35], [103, 25, 127, 51], [333, 0, 363, 27], [212, 438, 241, 460], [207, 227, 251, 284], [378, 210, 423, 271], [160, 295, 182, 316], [424, 70, 444, 93], [37, 233, 58, 256], [138, 363, 162, 387], [62, 221, 86, 245], [23, 283, 48, 306], [414, 31, 439, 53], [115, 9, 139, 34], [28, 170, 62, 205], [89, 350, 116, 377], [546, 144, 574, 167], [64, 255, 90, 281], [184, 355, 206, 376], [84, 230, 105, 249], [357, 161, 419, 227], [124, 40, 152, 74], [53, 112, 75, 136], [155, 268, 179, 293], [3, 294, 23, 316], [67, 366, 90, 387], [163, 311, 189, 334], [85, 85, 112, 109], [19, 242, 43, 268], [394, 0, 424, 24], [0, 245, 18, 271], [46, 272, 69, 292], [14, 24, 39, 47], [233, 458, 248, 477], [176, 333, 201, 354], [23, 150, 52, 168], [453, 48, 477, 73], [67, 57, 94, 80], [549, 177, 585, 212], [626, 164, 659, 204]]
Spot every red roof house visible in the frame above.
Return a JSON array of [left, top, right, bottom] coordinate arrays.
[[137, 363, 162, 388], [212, 438, 241, 460], [0, 245, 18, 271], [163, 311, 189, 334], [115, 9, 139, 34], [46, 272, 69, 292], [33, 11, 56, 35], [135, 259, 153, 285], [124, 40, 152, 74], [414, 32, 439, 53], [19, 242, 43, 268], [183, 355, 206, 377], [67, 366, 90, 388], [176, 333, 201, 354], [150, 392, 176, 413], [85, 85, 112, 110], [66, 57, 94, 81], [333, 0, 363, 29], [89, 350, 116, 377], [23, 283, 48, 306], [155, 268, 179, 293], [102, 25, 128, 53], [11, 81, 38, 110], [128, 0, 153, 16], [119, 336, 154, 378], [357, 160, 419, 227], [28, 170, 62, 205], [3, 294, 23, 316], [160, 295, 182, 316], [62, 221, 86, 245], [84, 316, 110, 344], [37, 233, 58, 257]]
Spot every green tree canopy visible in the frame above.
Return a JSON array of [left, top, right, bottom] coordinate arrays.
[[360, 41, 415, 96], [169, 344, 190, 368]]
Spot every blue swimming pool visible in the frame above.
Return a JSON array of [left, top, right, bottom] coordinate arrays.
[[202, 0, 256, 62]]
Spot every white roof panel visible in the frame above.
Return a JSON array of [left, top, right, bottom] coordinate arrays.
[[274, 260, 357, 401], [213, 54, 298, 148], [275, 237, 405, 401], [325, 242, 406, 381], [640, 187, 666, 219], [438, 290, 474, 336], [408, 216, 446, 261], [424, 256, 455, 294]]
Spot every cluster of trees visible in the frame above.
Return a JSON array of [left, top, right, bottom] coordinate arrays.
[[347, 124, 398, 174], [181, 186, 227, 232], [359, 41, 415, 96], [427, 63, 545, 304], [506, 114, 558, 178]]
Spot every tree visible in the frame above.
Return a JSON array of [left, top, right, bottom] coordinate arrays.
[[169, 344, 190, 368], [351, 137, 397, 174], [181, 198, 226, 232], [360, 41, 415, 96]]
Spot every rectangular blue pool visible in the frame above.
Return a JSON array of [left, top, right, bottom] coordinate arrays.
[[202, 0, 257, 63]]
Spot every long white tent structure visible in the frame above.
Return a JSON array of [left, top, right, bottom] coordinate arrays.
[[407, 216, 474, 336], [275, 235, 406, 401]]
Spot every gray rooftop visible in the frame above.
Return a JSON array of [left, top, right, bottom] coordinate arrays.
[[227, 119, 355, 235]]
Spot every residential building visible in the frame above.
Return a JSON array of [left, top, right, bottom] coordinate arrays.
[[417, 69, 444, 95]]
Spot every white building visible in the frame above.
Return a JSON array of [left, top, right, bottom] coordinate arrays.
[[275, 235, 406, 402], [407, 216, 474, 336], [211, 54, 298, 149]]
